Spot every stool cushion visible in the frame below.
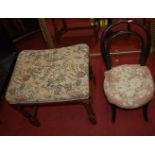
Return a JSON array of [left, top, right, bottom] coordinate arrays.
[[104, 64, 154, 109], [6, 44, 89, 104]]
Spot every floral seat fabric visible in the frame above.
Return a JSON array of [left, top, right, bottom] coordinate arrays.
[[6, 44, 89, 104], [104, 64, 154, 109]]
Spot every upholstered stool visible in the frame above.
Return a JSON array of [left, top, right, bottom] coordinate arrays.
[[6, 44, 96, 126]]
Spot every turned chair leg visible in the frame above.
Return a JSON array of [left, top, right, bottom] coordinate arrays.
[[143, 103, 149, 122], [111, 104, 116, 123], [14, 105, 40, 127]]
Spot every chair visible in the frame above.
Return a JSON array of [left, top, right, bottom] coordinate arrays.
[[52, 19, 100, 41], [5, 44, 96, 126], [0, 24, 18, 101], [0, 24, 18, 125], [100, 20, 154, 122]]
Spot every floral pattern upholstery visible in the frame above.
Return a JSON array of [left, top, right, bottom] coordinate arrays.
[[6, 44, 90, 104], [104, 64, 154, 109]]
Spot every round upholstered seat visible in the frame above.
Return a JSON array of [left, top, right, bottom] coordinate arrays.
[[104, 64, 154, 109]]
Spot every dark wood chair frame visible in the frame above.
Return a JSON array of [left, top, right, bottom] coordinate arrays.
[[107, 18, 149, 30], [0, 24, 19, 125], [52, 19, 100, 41], [10, 64, 96, 127], [100, 20, 152, 123]]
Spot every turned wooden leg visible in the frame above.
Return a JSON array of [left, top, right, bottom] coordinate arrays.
[[14, 105, 40, 127], [111, 104, 116, 123], [84, 103, 96, 124], [83, 65, 96, 124], [143, 103, 149, 122]]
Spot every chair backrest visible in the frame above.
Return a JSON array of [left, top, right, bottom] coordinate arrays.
[[100, 20, 151, 70]]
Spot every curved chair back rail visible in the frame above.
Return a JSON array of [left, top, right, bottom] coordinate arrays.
[[103, 30, 145, 70], [100, 20, 151, 70]]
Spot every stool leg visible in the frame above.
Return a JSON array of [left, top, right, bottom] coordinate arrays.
[[14, 105, 40, 127], [143, 103, 149, 122], [89, 65, 96, 85], [82, 99, 96, 124], [83, 65, 96, 124]]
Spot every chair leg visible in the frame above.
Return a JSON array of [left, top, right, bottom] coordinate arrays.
[[93, 23, 99, 42], [111, 104, 116, 123], [83, 99, 96, 124], [89, 65, 96, 85], [127, 23, 131, 31], [13, 105, 40, 127], [143, 103, 149, 122]]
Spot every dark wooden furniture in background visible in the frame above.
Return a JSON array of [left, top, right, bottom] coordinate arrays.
[[0, 24, 18, 101], [52, 19, 100, 41], [38, 19, 55, 48], [150, 19, 155, 52], [0, 19, 40, 42], [0, 19, 154, 54], [0, 19, 55, 48]]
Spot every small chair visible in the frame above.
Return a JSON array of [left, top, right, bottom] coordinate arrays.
[[100, 20, 154, 122], [5, 44, 96, 126]]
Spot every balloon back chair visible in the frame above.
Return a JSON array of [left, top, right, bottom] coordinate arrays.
[[100, 20, 154, 122], [5, 44, 96, 126]]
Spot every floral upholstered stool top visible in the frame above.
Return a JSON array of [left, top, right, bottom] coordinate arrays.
[[6, 44, 89, 104], [104, 64, 154, 109]]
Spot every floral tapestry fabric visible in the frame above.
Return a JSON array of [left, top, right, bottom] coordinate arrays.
[[104, 64, 154, 109], [6, 44, 89, 104]]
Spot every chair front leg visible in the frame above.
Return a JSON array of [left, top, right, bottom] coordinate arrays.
[[111, 104, 117, 123], [143, 103, 149, 122]]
